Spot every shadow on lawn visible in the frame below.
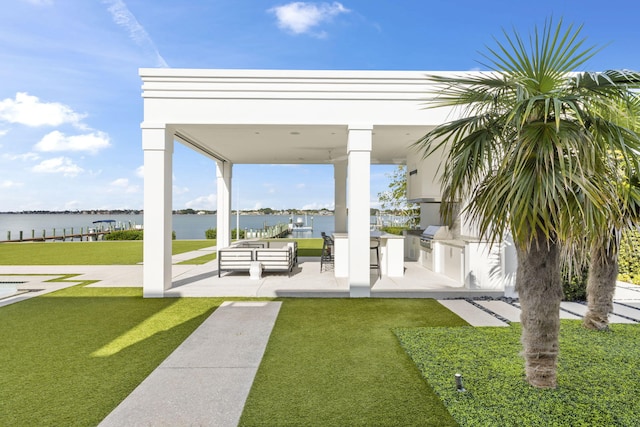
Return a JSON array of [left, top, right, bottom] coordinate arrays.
[[0, 285, 221, 426]]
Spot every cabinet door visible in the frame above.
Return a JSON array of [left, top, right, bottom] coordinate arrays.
[[441, 244, 464, 283]]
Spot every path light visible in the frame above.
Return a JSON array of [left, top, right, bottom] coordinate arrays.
[[455, 373, 466, 392]]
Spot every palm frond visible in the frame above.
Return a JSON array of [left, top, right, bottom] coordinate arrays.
[[415, 17, 640, 251]]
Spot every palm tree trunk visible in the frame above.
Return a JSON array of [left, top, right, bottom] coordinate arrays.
[[515, 233, 563, 389], [583, 240, 619, 331]]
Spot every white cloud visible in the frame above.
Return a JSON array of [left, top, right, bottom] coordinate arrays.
[[32, 157, 84, 177], [0, 129, 8, 137], [1, 180, 23, 188], [110, 178, 140, 194], [269, 2, 349, 36], [34, 130, 111, 154], [2, 152, 40, 161], [173, 185, 190, 195], [103, 0, 169, 67], [111, 178, 129, 187], [0, 93, 87, 128], [135, 165, 144, 178], [185, 194, 216, 210]]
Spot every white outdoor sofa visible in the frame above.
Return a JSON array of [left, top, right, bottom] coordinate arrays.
[[217, 240, 297, 277]]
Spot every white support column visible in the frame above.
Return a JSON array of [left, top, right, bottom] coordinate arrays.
[[216, 160, 232, 249], [347, 125, 373, 297], [334, 160, 347, 233], [142, 125, 173, 298]]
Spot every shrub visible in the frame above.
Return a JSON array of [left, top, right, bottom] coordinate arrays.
[[205, 228, 245, 239], [381, 226, 408, 236], [104, 230, 143, 240], [618, 228, 640, 284], [104, 230, 176, 240], [560, 227, 640, 298], [561, 263, 588, 301]]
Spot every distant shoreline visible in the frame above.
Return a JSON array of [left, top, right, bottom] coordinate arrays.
[[0, 209, 337, 216]]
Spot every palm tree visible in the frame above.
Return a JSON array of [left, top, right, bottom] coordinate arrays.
[[584, 126, 640, 330], [415, 19, 640, 388]]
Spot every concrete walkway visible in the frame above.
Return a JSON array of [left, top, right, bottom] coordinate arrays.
[[439, 298, 640, 326], [99, 301, 281, 427]]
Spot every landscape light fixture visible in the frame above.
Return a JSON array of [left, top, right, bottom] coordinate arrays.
[[455, 373, 466, 392]]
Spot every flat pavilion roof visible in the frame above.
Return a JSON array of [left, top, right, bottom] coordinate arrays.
[[140, 69, 457, 165], [172, 124, 435, 165]]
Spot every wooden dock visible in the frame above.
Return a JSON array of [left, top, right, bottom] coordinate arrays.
[[244, 223, 291, 239], [1, 231, 111, 243], [2, 225, 121, 243]]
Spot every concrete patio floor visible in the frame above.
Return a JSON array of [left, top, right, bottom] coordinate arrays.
[[163, 256, 506, 299], [2, 245, 640, 304]]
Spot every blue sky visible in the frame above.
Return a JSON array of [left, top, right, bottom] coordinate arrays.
[[2, 0, 640, 212]]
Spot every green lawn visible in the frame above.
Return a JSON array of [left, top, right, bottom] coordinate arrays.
[[239, 298, 467, 426], [0, 288, 465, 426], [0, 240, 216, 265], [6, 238, 634, 425], [0, 238, 322, 265], [0, 284, 232, 426], [395, 322, 640, 426]]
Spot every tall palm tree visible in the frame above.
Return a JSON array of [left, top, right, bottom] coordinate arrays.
[[415, 19, 640, 388], [584, 105, 640, 330]]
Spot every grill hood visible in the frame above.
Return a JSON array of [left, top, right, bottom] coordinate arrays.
[[421, 225, 452, 240]]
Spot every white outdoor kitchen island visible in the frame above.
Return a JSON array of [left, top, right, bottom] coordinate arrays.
[[332, 232, 405, 278]]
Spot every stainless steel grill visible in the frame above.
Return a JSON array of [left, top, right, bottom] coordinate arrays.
[[419, 225, 451, 249], [419, 225, 451, 270]]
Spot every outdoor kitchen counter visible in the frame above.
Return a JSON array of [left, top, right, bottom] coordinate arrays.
[[435, 239, 467, 248], [332, 232, 405, 278]]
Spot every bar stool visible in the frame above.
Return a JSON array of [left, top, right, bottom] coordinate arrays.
[[320, 232, 334, 272], [370, 237, 381, 279]]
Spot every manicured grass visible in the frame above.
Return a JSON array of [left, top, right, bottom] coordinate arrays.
[[239, 298, 468, 426], [1, 292, 468, 426], [0, 240, 216, 265], [0, 283, 254, 426], [290, 237, 323, 256], [177, 252, 217, 264], [395, 322, 640, 426], [175, 238, 323, 264], [261, 238, 324, 257]]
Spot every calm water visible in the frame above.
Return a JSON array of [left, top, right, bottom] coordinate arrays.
[[0, 213, 336, 240]]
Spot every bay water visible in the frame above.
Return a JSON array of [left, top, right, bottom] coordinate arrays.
[[0, 213, 337, 240]]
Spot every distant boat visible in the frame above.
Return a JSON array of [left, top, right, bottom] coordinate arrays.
[[92, 219, 117, 231], [292, 214, 313, 232]]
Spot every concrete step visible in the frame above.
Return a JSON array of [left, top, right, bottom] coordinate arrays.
[[561, 301, 636, 324], [512, 302, 582, 320], [612, 302, 640, 322], [437, 300, 509, 327], [475, 300, 521, 322]]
